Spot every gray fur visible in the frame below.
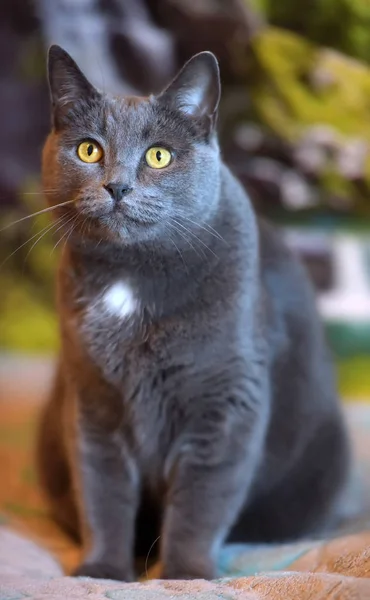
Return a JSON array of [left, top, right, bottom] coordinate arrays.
[[37, 45, 350, 581]]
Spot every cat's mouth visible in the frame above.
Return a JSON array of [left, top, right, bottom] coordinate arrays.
[[73, 208, 158, 243], [98, 210, 157, 228], [65, 196, 162, 244]]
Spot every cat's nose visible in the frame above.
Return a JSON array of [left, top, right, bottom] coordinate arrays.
[[104, 182, 133, 203]]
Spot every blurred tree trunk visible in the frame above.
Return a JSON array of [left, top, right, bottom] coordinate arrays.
[[0, 0, 49, 209], [36, 0, 177, 95]]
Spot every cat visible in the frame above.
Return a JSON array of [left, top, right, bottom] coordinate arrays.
[[37, 44, 350, 582]]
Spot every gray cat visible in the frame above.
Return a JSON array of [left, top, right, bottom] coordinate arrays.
[[37, 45, 350, 581]]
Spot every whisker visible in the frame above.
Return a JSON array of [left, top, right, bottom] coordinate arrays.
[[167, 220, 205, 260], [171, 218, 219, 259], [140, 201, 164, 211], [23, 218, 66, 267], [182, 216, 228, 245], [61, 219, 79, 254], [81, 216, 90, 238], [52, 224, 74, 257], [0, 218, 60, 269], [50, 214, 78, 255], [94, 234, 103, 251], [95, 235, 103, 250], [145, 535, 161, 580], [0, 200, 74, 232], [21, 190, 59, 195], [166, 227, 189, 273], [49, 215, 79, 259]]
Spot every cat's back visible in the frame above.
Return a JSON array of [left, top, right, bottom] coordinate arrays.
[[219, 165, 318, 327], [257, 217, 321, 333]]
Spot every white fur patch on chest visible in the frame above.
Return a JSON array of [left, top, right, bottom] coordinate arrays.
[[102, 281, 137, 319]]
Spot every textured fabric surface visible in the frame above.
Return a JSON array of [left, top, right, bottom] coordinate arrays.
[[1, 527, 370, 599], [1, 356, 370, 598]]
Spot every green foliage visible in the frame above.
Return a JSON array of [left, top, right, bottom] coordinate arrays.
[[326, 323, 370, 359], [249, 0, 370, 63], [0, 274, 57, 352], [18, 36, 47, 82], [245, 28, 370, 210], [0, 184, 58, 353], [249, 28, 370, 139], [338, 356, 370, 399]]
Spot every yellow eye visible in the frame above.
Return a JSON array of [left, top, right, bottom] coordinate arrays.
[[145, 147, 172, 169], [77, 141, 103, 163]]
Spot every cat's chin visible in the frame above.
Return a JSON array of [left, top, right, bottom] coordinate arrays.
[[74, 214, 159, 248], [70, 201, 161, 246]]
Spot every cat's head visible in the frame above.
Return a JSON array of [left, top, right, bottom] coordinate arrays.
[[42, 45, 221, 248]]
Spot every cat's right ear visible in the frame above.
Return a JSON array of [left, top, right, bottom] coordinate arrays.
[[157, 52, 221, 137], [47, 45, 99, 128]]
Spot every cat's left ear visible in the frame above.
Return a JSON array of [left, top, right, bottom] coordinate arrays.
[[157, 52, 221, 135], [47, 45, 100, 128]]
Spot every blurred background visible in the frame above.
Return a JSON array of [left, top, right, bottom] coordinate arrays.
[[1, 0, 370, 398]]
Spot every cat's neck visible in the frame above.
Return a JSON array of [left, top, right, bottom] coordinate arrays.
[[59, 211, 225, 320], [65, 205, 223, 274]]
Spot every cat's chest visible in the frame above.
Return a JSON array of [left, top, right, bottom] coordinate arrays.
[[81, 286, 186, 482], [124, 371, 182, 481], [93, 280, 139, 321], [77, 279, 145, 378]]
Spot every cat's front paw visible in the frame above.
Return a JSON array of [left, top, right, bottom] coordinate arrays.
[[73, 562, 134, 582]]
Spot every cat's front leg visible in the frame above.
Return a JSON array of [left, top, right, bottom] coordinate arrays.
[[161, 394, 267, 580], [68, 400, 139, 582]]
